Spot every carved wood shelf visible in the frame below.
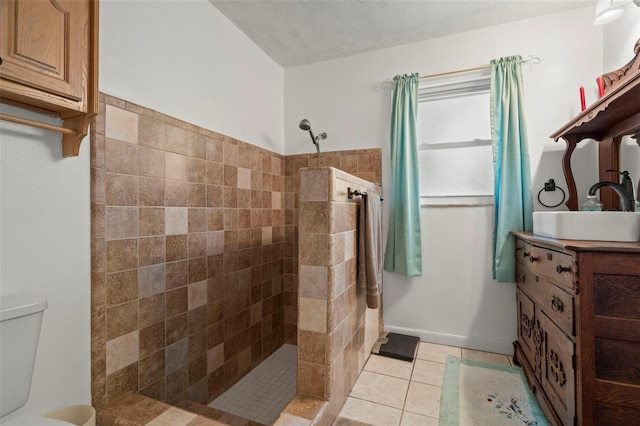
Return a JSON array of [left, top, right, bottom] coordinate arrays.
[[550, 39, 640, 211]]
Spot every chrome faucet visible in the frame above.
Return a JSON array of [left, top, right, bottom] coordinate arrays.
[[588, 170, 635, 212]]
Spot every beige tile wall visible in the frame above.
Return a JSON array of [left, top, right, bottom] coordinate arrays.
[[91, 92, 382, 412], [295, 167, 383, 423], [91, 93, 287, 408], [283, 151, 381, 346]]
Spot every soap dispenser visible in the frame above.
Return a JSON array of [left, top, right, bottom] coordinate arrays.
[[582, 195, 603, 211]]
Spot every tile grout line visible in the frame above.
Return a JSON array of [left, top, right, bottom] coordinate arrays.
[[342, 343, 513, 425], [398, 354, 419, 426]]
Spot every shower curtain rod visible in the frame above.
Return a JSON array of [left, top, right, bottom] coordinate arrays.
[[383, 55, 541, 84]]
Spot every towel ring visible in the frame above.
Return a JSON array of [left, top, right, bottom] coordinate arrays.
[[537, 183, 566, 208]]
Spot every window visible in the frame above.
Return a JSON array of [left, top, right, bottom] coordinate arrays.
[[417, 69, 493, 205]]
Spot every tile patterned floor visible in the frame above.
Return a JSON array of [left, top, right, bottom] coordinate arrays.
[[336, 342, 514, 425], [98, 342, 513, 426]]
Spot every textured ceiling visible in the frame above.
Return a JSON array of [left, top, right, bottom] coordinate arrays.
[[209, 0, 593, 68]]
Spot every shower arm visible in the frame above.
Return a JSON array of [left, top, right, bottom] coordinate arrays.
[[306, 130, 320, 160], [307, 129, 318, 146], [313, 135, 320, 159]]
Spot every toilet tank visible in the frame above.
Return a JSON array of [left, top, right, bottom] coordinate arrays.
[[0, 294, 48, 417]]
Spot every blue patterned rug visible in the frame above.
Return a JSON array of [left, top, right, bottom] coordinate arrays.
[[439, 356, 549, 425]]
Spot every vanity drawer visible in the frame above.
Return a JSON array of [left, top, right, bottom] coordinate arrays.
[[517, 265, 574, 337], [529, 245, 575, 291], [516, 263, 537, 298], [515, 239, 532, 266]]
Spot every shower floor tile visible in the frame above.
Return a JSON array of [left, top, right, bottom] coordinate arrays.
[[208, 344, 297, 425]]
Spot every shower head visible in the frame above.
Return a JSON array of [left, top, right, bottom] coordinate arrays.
[[298, 118, 326, 160], [299, 119, 311, 131]]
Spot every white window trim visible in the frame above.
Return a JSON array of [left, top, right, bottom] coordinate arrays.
[[420, 195, 494, 207], [418, 69, 490, 102], [418, 138, 491, 151]]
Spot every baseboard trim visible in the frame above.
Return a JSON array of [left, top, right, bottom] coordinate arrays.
[[383, 325, 514, 355]]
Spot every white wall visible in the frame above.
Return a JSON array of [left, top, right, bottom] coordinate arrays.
[[0, 0, 284, 420], [604, 2, 640, 70], [100, 0, 284, 153], [605, 3, 640, 188], [284, 6, 605, 354], [0, 105, 92, 420]]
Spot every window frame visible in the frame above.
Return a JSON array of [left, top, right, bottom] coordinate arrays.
[[416, 69, 494, 207]]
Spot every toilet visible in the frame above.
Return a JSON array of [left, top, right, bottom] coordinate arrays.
[[0, 293, 74, 425]]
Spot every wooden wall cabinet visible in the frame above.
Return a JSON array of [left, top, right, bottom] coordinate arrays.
[[513, 232, 640, 425], [551, 39, 640, 211], [0, 0, 99, 157]]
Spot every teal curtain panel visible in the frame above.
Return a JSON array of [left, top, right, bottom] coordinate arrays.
[[490, 56, 533, 282], [384, 73, 423, 277]]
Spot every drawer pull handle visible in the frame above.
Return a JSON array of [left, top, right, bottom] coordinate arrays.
[[518, 273, 526, 283], [556, 265, 571, 274], [547, 253, 553, 261], [523, 250, 530, 258], [551, 296, 564, 313], [529, 255, 539, 263]]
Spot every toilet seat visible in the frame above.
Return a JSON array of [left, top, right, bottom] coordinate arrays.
[[2, 416, 73, 425]]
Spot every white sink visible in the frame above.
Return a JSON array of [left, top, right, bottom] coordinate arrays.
[[533, 211, 640, 242]]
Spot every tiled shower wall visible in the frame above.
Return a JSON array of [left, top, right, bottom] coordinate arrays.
[[293, 167, 383, 424], [91, 93, 287, 407], [90, 92, 382, 409], [283, 151, 381, 346]]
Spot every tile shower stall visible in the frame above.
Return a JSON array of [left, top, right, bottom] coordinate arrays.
[[90, 93, 382, 419]]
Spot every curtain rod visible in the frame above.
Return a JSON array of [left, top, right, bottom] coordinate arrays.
[[421, 55, 541, 79], [420, 55, 541, 79], [419, 64, 490, 80], [384, 55, 541, 85]]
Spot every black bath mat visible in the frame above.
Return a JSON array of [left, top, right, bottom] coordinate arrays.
[[373, 332, 420, 362]]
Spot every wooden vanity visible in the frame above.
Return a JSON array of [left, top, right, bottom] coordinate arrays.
[[513, 232, 640, 425], [514, 38, 640, 425]]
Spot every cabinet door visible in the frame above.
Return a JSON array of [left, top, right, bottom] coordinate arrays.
[[541, 310, 575, 425], [517, 289, 537, 373], [0, 0, 89, 105]]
